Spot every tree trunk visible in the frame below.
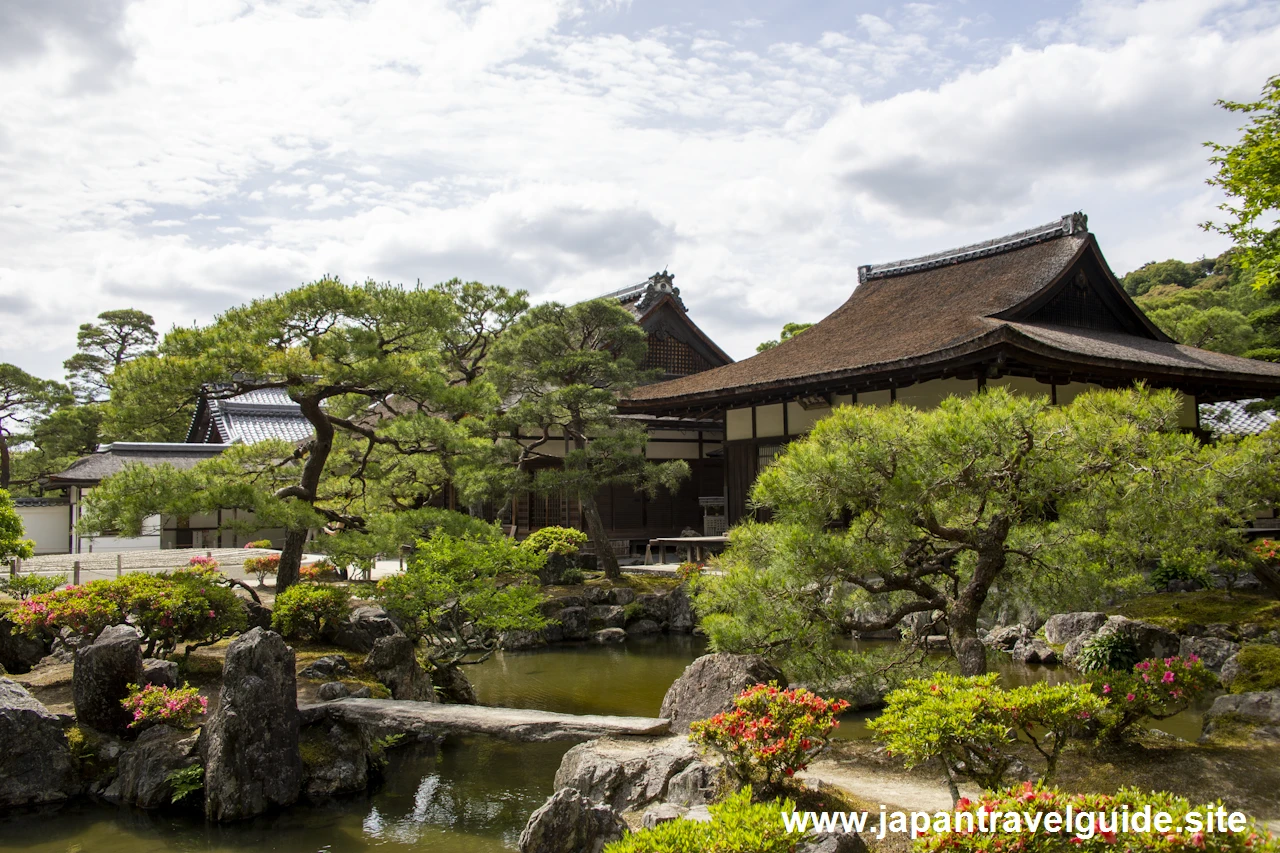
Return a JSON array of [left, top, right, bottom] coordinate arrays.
[[948, 537, 1007, 677], [276, 527, 308, 593], [0, 434, 9, 490], [1254, 563, 1280, 599], [275, 394, 334, 594], [581, 491, 620, 580]]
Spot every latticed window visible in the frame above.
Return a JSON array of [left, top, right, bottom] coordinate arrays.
[[643, 335, 711, 376], [530, 491, 570, 529]]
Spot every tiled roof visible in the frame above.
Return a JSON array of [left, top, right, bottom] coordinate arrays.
[[188, 387, 314, 445], [625, 214, 1280, 408], [1199, 399, 1279, 436], [48, 443, 231, 485]]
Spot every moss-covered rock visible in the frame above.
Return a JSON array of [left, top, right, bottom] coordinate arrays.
[[1228, 644, 1280, 694]]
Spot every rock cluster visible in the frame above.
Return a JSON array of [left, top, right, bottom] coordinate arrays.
[[0, 615, 50, 675], [512, 583, 699, 651], [1201, 689, 1280, 741], [518, 787, 627, 853], [104, 724, 200, 809]]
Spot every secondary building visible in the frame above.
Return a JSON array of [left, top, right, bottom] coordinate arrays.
[[623, 213, 1280, 524]]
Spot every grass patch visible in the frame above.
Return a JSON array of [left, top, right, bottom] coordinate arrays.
[[1229, 644, 1280, 694], [1111, 590, 1280, 633]]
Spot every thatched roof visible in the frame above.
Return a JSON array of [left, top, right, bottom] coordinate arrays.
[[625, 214, 1280, 411]]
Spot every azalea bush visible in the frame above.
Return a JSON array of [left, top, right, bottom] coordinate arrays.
[[10, 572, 246, 658], [244, 553, 280, 587], [122, 682, 208, 730], [272, 583, 350, 641], [603, 787, 800, 853], [676, 561, 703, 583], [299, 559, 339, 583], [915, 783, 1280, 853], [521, 526, 589, 557], [689, 683, 849, 789], [185, 555, 220, 572], [1090, 655, 1217, 740], [869, 674, 1105, 799]]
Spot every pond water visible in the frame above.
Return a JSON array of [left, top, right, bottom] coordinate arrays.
[[0, 634, 1208, 852]]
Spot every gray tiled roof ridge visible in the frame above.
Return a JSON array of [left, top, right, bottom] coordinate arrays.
[[858, 212, 1089, 283]]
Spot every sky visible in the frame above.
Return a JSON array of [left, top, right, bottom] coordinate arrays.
[[1, 0, 1277, 382]]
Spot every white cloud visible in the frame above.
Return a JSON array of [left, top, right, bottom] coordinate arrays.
[[0, 0, 1275, 381]]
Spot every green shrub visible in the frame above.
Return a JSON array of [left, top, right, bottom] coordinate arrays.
[[1076, 631, 1140, 673], [560, 568, 585, 585], [167, 764, 204, 805], [869, 674, 1105, 796], [689, 683, 848, 789], [244, 539, 273, 549], [272, 584, 351, 641], [0, 573, 67, 600], [915, 783, 1280, 853], [374, 531, 546, 662], [1229, 644, 1280, 694], [1089, 655, 1217, 740], [604, 787, 800, 853], [522, 526, 589, 556], [1150, 561, 1209, 591]]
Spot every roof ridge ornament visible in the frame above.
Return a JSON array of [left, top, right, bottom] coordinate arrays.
[[857, 212, 1089, 283]]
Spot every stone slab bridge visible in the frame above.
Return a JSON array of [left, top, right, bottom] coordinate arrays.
[[299, 698, 671, 743]]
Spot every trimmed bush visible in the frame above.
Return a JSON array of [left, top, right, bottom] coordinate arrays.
[[521, 526, 589, 556], [272, 583, 350, 641], [603, 787, 800, 853], [244, 539, 273, 549], [869, 674, 1105, 795], [1228, 644, 1280, 694], [690, 683, 849, 789], [1089, 655, 1217, 740], [915, 783, 1280, 853]]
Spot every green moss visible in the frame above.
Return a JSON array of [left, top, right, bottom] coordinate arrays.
[[340, 679, 391, 700], [299, 735, 339, 770], [1230, 644, 1280, 694], [1111, 590, 1280, 634]]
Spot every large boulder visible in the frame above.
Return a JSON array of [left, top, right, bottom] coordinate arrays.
[[142, 658, 179, 689], [555, 736, 704, 812], [626, 619, 662, 637], [330, 605, 403, 654], [557, 607, 591, 641], [984, 624, 1031, 652], [299, 655, 353, 681], [203, 628, 302, 821], [103, 724, 200, 809], [659, 653, 785, 732], [1097, 616, 1181, 662], [0, 615, 49, 675], [300, 719, 372, 800], [631, 593, 670, 625], [588, 605, 626, 630], [1043, 612, 1107, 646], [666, 587, 696, 634], [591, 628, 627, 644], [0, 677, 76, 808], [1201, 689, 1280, 741], [518, 787, 627, 853], [1012, 637, 1059, 666], [364, 634, 435, 701], [73, 624, 143, 735], [1179, 636, 1240, 673], [431, 662, 478, 705]]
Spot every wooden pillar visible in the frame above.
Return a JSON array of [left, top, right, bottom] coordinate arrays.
[[73, 560, 81, 586]]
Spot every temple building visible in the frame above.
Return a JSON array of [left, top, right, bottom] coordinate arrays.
[[623, 213, 1280, 524]]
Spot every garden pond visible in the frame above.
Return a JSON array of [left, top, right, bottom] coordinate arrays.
[[0, 635, 1211, 852]]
